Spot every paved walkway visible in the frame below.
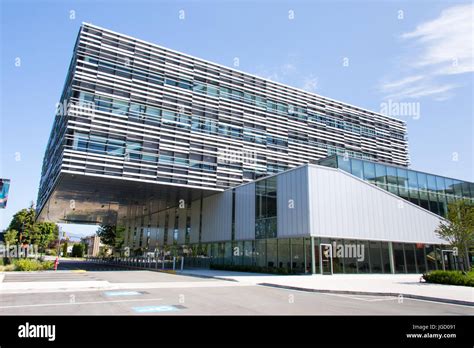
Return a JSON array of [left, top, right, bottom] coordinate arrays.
[[178, 269, 474, 305]]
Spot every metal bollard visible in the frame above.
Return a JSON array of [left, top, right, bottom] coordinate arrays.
[[180, 256, 184, 271]]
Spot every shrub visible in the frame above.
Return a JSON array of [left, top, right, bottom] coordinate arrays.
[[423, 270, 474, 287], [71, 244, 85, 258], [13, 258, 54, 271], [45, 249, 57, 256], [0, 264, 17, 271]]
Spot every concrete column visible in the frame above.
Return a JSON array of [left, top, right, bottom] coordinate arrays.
[[388, 242, 395, 274], [311, 237, 316, 274]]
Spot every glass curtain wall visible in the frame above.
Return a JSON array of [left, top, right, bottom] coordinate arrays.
[[255, 176, 277, 239], [324, 155, 474, 218]]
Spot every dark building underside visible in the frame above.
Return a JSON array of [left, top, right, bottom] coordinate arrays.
[[36, 172, 219, 225]]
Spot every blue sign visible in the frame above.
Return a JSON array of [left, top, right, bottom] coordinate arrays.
[[0, 179, 10, 209], [104, 291, 142, 297], [132, 305, 179, 313]]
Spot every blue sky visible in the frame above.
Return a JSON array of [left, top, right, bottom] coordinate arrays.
[[1, 0, 472, 237]]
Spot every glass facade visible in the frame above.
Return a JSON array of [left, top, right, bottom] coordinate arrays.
[[319, 155, 474, 218], [198, 237, 448, 274], [255, 176, 277, 239]]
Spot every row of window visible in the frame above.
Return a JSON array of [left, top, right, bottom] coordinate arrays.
[[76, 91, 376, 161], [180, 238, 449, 274], [320, 155, 474, 217], [81, 55, 406, 142]]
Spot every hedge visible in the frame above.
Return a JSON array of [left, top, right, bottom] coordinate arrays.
[[423, 270, 474, 287], [13, 258, 55, 271]]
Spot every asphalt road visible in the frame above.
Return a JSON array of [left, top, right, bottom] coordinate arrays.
[[1, 260, 472, 315]]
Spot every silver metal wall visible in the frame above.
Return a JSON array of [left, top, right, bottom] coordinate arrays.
[[177, 208, 187, 244], [235, 184, 255, 240], [307, 165, 446, 244], [190, 199, 201, 243], [201, 190, 232, 242], [276, 166, 311, 238], [157, 210, 166, 245]]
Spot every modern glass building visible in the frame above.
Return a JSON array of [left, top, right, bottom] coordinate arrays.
[[36, 23, 471, 274], [127, 163, 456, 275], [37, 23, 409, 224]]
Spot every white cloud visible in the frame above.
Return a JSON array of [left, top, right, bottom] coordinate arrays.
[[253, 63, 319, 93], [301, 75, 318, 93], [379, 3, 473, 101], [401, 4, 473, 74], [380, 75, 424, 91], [384, 82, 458, 100]]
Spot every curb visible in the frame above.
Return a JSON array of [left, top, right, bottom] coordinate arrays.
[[177, 271, 239, 282], [85, 261, 177, 274], [258, 283, 474, 307]]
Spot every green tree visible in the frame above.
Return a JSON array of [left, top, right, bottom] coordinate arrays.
[[4, 229, 18, 245], [71, 244, 84, 258], [36, 222, 59, 253], [8, 203, 37, 245], [62, 242, 68, 257], [436, 200, 474, 271], [97, 224, 125, 252]]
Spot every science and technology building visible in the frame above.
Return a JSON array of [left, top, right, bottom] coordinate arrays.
[[37, 23, 473, 274]]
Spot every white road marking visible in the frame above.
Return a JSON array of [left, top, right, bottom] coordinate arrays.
[[0, 297, 163, 309]]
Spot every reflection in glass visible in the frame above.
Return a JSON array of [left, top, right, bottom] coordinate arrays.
[[369, 241, 383, 273], [393, 243, 406, 273]]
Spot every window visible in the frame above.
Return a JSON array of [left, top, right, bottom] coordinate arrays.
[[126, 142, 141, 160], [207, 85, 219, 97], [88, 135, 107, 154], [363, 162, 376, 183], [107, 139, 124, 156], [415, 244, 427, 273], [393, 243, 406, 273], [368, 241, 383, 273], [404, 244, 417, 273], [111, 100, 128, 116], [130, 103, 145, 119], [375, 164, 387, 189], [96, 96, 112, 112], [350, 159, 363, 179], [146, 106, 161, 120], [255, 176, 277, 239], [73, 133, 88, 151]]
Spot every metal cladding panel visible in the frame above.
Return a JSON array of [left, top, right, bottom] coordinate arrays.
[[201, 190, 232, 242], [235, 184, 255, 241], [167, 209, 176, 243], [177, 208, 187, 244], [307, 165, 446, 244], [190, 199, 201, 244], [277, 166, 311, 238], [148, 212, 159, 249], [157, 210, 166, 244]]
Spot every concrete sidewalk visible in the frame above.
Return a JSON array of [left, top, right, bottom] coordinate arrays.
[[178, 269, 474, 306]]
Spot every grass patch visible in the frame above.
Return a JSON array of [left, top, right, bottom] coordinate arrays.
[[422, 270, 474, 287]]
